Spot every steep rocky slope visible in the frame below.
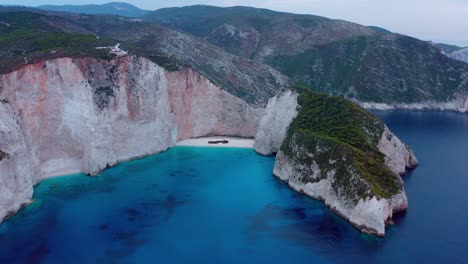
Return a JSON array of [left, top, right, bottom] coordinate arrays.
[[0, 100, 36, 221], [268, 35, 468, 111], [144, 5, 376, 60], [435, 43, 465, 54], [145, 6, 468, 111], [255, 85, 417, 236], [253, 89, 299, 155], [448, 48, 468, 64], [0, 55, 263, 222]]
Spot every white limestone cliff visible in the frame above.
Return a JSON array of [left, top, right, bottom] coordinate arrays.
[[0, 101, 37, 221], [253, 90, 299, 155], [0, 56, 263, 221], [378, 126, 419, 175], [272, 134, 409, 236]]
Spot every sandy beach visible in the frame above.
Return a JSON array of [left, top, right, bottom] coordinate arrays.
[[176, 136, 255, 148], [39, 137, 254, 179], [42, 169, 83, 179]]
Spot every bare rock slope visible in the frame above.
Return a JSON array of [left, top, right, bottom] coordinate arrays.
[[449, 48, 468, 64]]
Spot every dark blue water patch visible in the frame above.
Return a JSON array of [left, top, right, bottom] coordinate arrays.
[[0, 111, 467, 263], [374, 110, 468, 264]]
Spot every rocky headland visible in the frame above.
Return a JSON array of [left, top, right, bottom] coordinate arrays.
[[254, 84, 418, 236]]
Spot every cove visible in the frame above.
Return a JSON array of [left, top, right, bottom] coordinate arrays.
[[0, 111, 467, 263]]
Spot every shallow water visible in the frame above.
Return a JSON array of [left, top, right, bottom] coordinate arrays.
[[0, 111, 467, 264]]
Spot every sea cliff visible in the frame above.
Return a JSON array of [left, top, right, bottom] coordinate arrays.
[[0, 55, 263, 221]]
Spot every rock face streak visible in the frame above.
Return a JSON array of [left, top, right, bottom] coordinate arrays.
[[254, 90, 418, 236], [0, 56, 263, 221]]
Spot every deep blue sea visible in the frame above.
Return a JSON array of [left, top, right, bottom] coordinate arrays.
[[0, 111, 467, 264]]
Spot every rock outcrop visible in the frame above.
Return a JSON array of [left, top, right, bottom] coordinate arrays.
[[445, 48, 468, 64], [0, 100, 36, 221], [273, 139, 408, 236], [255, 85, 418, 236], [0, 55, 263, 221], [272, 131, 412, 236], [253, 90, 298, 155], [378, 126, 419, 175]]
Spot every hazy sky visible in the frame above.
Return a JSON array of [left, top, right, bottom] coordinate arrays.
[[4, 0, 468, 46]]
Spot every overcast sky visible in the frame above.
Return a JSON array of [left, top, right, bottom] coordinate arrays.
[[4, 0, 468, 46]]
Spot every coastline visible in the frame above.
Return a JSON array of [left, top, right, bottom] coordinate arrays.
[[358, 100, 468, 113], [176, 136, 255, 148], [41, 169, 83, 180], [39, 137, 255, 180]]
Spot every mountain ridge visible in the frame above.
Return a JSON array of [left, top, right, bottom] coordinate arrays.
[[143, 5, 468, 110], [37, 2, 149, 17]]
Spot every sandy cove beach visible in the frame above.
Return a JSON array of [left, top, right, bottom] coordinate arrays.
[[176, 136, 254, 148], [41, 137, 254, 179], [42, 169, 83, 179]]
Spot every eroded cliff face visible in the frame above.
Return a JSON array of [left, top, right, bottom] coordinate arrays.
[[253, 90, 298, 155], [255, 88, 417, 236], [447, 48, 468, 64], [0, 100, 36, 221], [273, 146, 408, 236], [272, 133, 409, 236], [0, 56, 263, 221], [379, 126, 419, 175], [167, 69, 261, 140]]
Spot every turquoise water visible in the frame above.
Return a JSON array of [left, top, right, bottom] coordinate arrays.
[[0, 111, 467, 263]]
